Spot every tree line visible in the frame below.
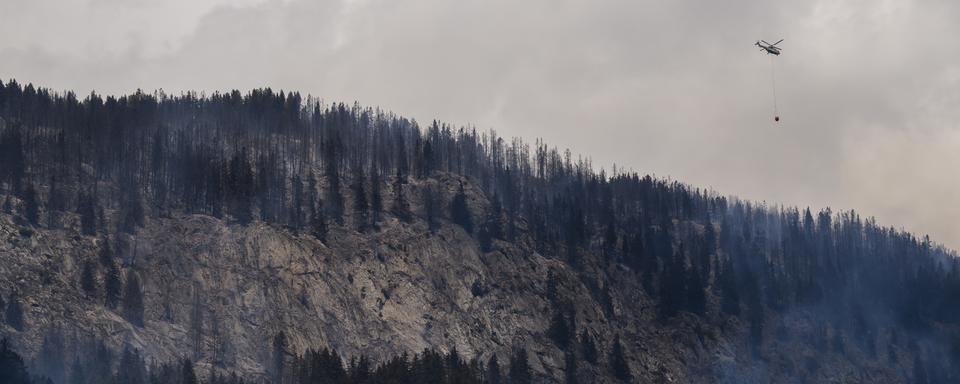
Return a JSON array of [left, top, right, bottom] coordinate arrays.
[[2, 79, 960, 381], [0, 333, 543, 384]]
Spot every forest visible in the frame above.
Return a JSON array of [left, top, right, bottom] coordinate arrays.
[[2, 78, 960, 382], [0, 334, 542, 384]]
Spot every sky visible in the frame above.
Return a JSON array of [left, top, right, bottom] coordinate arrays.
[[2, 0, 960, 249]]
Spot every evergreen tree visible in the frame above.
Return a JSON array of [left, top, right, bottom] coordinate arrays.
[[391, 169, 412, 223], [23, 183, 38, 226], [564, 350, 578, 384], [486, 354, 502, 384], [37, 329, 65, 383], [0, 338, 32, 384], [68, 356, 84, 384], [227, 149, 254, 225], [450, 182, 473, 234], [352, 170, 369, 232], [46, 176, 63, 228], [4, 293, 25, 331], [508, 348, 531, 384], [273, 331, 287, 383], [80, 260, 98, 297], [325, 141, 345, 225], [120, 186, 145, 234], [700, 221, 717, 280], [122, 270, 145, 327], [290, 175, 304, 229], [686, 265, 707, 316], [104, 262, 122, 310], [2, 194, 11, 214], [310, 196, 328, 242], [609, 337, 631, 383], [370, 169, 383, 227], [719, 256, 741, 317], [98, 237, 114, 267], [745, 274, 764, 357], [181, 358, 198, 384], [478, 196, 503, 252], [422, 185, 441, 233], [548, 309, 573, 351], [0, 127, 26, 195], [658, 247, 687, 320], [116, 347, 147, 384], [78, 192, 97, 236], [189, 288, 203, 360]]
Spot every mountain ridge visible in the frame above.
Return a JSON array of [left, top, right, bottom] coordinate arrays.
[[1, 79, 959, 383]]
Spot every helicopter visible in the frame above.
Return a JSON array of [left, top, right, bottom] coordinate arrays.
[[755, 39, 783, 55]]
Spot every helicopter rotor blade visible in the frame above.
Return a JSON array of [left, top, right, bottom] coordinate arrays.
[[772, 39, 783, 45], [761, 40, 771, 45]]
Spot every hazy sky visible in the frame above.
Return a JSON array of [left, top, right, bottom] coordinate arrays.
[[3, 0, 960, 249]]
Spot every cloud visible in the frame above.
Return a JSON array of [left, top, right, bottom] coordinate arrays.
[[2, 0, 960, 249]]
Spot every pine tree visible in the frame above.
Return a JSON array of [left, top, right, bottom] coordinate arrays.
[[745, 273, 764, 357], [104, 262, 122, 310], [0, 338, 31, 384], [227, 148, 254, 225], [23, 183, 38, 226], [391, 169, 412, 223], [422, 185, 441, 233], [370, 168, 383, 228], [123, 270, 145, 327], [719, 256, 741, 317], [98, 237, 114, 267], [580, 330, 598, 365], [310, 196, 328, 242], [273, 331, 288, 383], [0, 127, 26, 195], [486, 354, 502, 384], [700, 221, 716, 280], [68, 356, 84, 384], [190, 287, 204, 360], [450, 182, 473, 233], [46, 175, 63, 228], [81, 259, 98, 297], [564, 350, 578, 384], [38, 329, 66, 383], [4, 293, 25, 331], [686, 265, 707, 316], [121, 186, 145, 234], [352, 170, 369, 232], [478, 196, 503, 252], [326, 162, 345, 225], [548, 309, 573, 351], [609, 337, 631, 383], [116, 347, 147, 384], [290, 175, 304, 229], [658, 247, 688, 320], [78, 192, 97, 236], [508, 348, 532, 384], [181, 358, 198, 384]]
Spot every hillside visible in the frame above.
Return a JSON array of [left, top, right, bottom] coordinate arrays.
[[1, 79, 960, 383]]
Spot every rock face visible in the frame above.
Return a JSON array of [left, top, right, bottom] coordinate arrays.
[[0, 174, 927, 383], [0, 175, 640, 382]]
